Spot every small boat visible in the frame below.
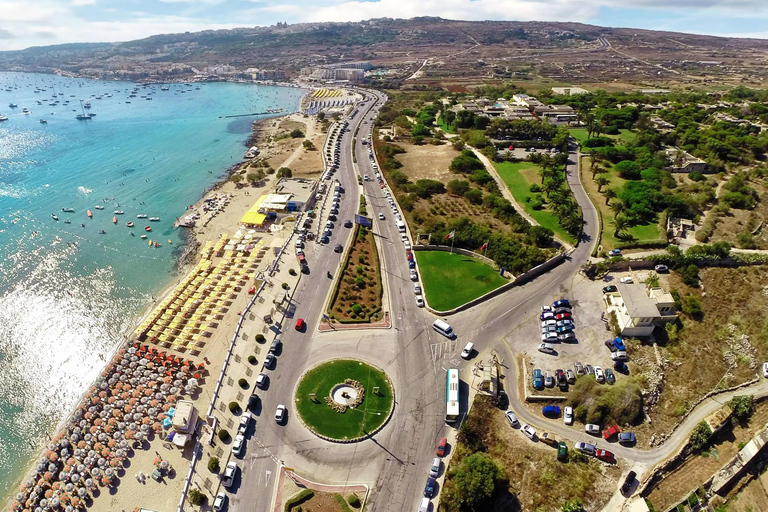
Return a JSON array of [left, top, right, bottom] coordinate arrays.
[[126, 221, 134, 227], [86, 209, 93, 218], [148, 217, 159, 222], [94, 205, 104, 210], [8, 103, 17, 108], [64, 219, 71, 224], [136, 214, 147, 219], [114, 210, 124, 215], [22, 108, 30, 114], [112, 217, 117, 224], [140, 235, 147, 239], [99, 229, 106, 234], [144, 226, 152, 232], [39, 118, 47, 124], [0, 115, 7, 121], [62, 207, 74, 212], [51, 214, 59, 221]]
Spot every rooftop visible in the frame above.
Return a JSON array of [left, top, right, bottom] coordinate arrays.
[[617, 284, 663, 318]]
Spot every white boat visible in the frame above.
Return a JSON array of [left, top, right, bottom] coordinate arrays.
[[114, 210, 124, 215], [136, 214, 147, 219], [62, 207, 74, 212], [0, 115, 8, 121], [22, 108, 30, 114], [51, 213, 59, 221], [94, 205, 104, 210], [148, 217, 160, 222]]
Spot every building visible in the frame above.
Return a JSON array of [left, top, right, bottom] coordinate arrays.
[[551, 86, 589, 96], [533, 104, 578, 122], [604, 284, 678, 337], [663, 147, 709, 174], [711, 422, 768, 494], [171, 400, 199, 435]]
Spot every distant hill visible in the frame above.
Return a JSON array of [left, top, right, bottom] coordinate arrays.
[[2, 17, 767, 87]]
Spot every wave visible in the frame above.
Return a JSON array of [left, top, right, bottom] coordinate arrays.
[[77, 186, 92, 195]]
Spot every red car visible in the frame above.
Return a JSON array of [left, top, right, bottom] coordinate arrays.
[[406, 250, 414, 260], [555, 312, 571, 320], [380, 183, 386, 189], [596, 449, 616, 463], [603, 424, 620, 440], [295, 318, 305, 331], [436, 437, 448, 457]]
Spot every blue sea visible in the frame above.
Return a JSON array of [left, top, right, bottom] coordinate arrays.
[[0, 72, 305, 500]]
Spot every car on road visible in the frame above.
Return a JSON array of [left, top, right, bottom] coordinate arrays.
[[622, 471, 637, 495], [532, 369, 544, 390], [618, 432, 636, 444], [521, 424, 537, 440], [558, 332, 576, 342], [418, 498, 431, 512], [264, 354, 276, 369], [429, 457, 441, 478], [232, 434, 245, 456], [553, 299, 571, 309], [594, 366, 605, 383], [334, 244, 343, 253], [542, 405, 561, 417], [414, 283, 422, 294], [655, 264, 669, 273], [585, 424, 601, 435], [295, 318, 305, 331], [256, 373, 268, 389], [344, 220, 353, 228], [602, 285, 617, 293], [605, 368, 616, 384], [539, 343, 556, 355], [424, 477, 437, 498], [564, 406, 574, 425], [596, 449, 616, 463], [238, 412, 251, 434], [275, 404, 287, 424], [619, 276, 634, 284], [212, 492, 227, 512], [436, 437, 448, 457], [415, 295, 425, 308], [222, 461, 237, 487], [410, 269, 418, 281], [247, 394, 259, 412], [566, 369, 576, 384], [603, 424, 620, 440], [378, 213, 385, 220], [574, 442, 596, 455], [608, 249, 622, 257], [505, 410, 520, 428], [544, 371, 554, 388], [460, 342, 474, 359], [363, 174, 370, 181]]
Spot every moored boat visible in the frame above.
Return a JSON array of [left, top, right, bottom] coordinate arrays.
[[94, 205, 104, 210], [86, 209, 93, 218], [148, 217, 160, 221], [112, 217, 117, 224], [144, 226, 152, 232], [51, 213, 59, 221], [114, 210, 124, 215], [62, 207, 74, 212], [126, 221, 134, 227], [137, 214, 147, 219]]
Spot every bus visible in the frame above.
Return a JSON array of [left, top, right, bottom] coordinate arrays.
[[445, 369, 460, 423]]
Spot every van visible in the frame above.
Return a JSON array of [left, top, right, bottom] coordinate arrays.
[[433, 319, 454, 339], [396, 220, 406, 233], [418, 498, 431, 512]]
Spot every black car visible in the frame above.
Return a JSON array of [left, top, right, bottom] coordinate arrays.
[[334, 244, 343, 253], [424, 477, 437, 498], [614, 361, 629, 375], [604, 339, 617, 352], [602, 285, 618, 293], [247, 393, 260, 411], [344, 220, 353, 228], [264, 354, 276, 369], [621, 471, 636, 495], [320, 235, 329, 244]]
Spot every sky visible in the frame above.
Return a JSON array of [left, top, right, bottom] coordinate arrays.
[[0, 0, 766, 51]]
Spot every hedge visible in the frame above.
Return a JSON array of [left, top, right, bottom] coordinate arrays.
[[284, 489, 314, 512]]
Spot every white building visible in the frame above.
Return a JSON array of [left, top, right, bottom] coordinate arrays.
[[604, 284, 677, 337]]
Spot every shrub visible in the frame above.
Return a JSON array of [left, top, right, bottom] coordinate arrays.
[[282, 282, 290, 290], [351, 304, 364, 315], [284, 489, 314, 512], [248, 355, 257, 364], [447, 179, 470, 196], [188, 488, 207, 506], [238, 379, 249, 389], [614, 160, 641, 180], [288, 268, 297, 276], [566, 378, 643, 426], [347, 494, 361, 508], [689, 421, 712, 451], [529, 183, 542, 193], [688, 171, 706, 182], [208, 456, 220, 473], [681, 264, 700, 287], [218, 429, 231, 442], [681, 296, 703, 318], [465, 188, 483, 205], [290, 128, 304, 138], [255, 334, 266, 343], [228, 401, 241, 413], [727, 395, 754, 425]]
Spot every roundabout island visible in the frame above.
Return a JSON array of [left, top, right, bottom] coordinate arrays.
[[294, 359, 395, 442]]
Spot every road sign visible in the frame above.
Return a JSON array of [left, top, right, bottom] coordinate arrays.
[[354, 214, 373, 228]]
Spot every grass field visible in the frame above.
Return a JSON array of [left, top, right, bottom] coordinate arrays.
[[295, 359, 394, 440], [415, 251, 507, 311], [569, 128, 637, 145], [493, 161, 577, 244]]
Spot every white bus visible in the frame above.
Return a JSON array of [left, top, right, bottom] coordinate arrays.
[[445, 369, 460, 423]]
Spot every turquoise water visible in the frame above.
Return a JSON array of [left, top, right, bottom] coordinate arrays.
[[0, 72, 305, 500]]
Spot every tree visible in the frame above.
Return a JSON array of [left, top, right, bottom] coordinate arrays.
[[290, 128, 304, 138], [302, 139, 315, 150], [465, 188, 483, 204], [187, 489, 207, 506], [681, 264, 700, 287], [689, 421, 712, 451], [613, 214, 630, 237], [603, 188, 617, 205], [614, 160, 642, 179], [208, 456, 220, 473], [595, 175, 610, 192], [446, 180, 470, 196], [230, 174, 243, 185], [609, 200, 626, 219], [727, 395, 754, 425], [590, 164, 606, 179], [277, 167, 293, 178], [528, 226, 554, 247], [451, 453, 505, 512]]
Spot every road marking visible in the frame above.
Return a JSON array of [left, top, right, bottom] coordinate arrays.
[[265, 470, 272, 487]]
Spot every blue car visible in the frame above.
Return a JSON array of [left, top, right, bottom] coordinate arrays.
[[542, 405, 561, 417], [533, 369, 544, 390], [613, 337, 626, 351], [424, 477, 437, 498], [556, 325, 574, 333], [408, 259, 416, 269], [553, 299, 571, 309]]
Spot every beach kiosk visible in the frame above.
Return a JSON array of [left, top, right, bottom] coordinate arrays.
[[171, 399, 198, 447]]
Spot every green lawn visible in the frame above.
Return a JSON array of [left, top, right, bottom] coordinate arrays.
[[295, 359, 394, 440], [436, 115, 456, 134], [569, 128, 637, 145], [493, 161, 577, 244], [415, 251, 507, 311]]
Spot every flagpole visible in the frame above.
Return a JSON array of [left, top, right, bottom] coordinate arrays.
[[483, 240, 489, 257], [451, 236, 455, 254]]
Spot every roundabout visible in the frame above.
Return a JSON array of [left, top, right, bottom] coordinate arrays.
[[294, 359, 395, 442]]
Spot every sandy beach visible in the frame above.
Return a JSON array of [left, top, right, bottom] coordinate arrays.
[[4, 101, 332, 512]]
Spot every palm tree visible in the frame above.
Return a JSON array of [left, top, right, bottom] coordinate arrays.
[[603, 188, 617, 205], [613, 214, 630, 237], [562, 212, 583, 236], [609, 199, 626, 219], [590, 164, 606, 179], [595, 175, 610, 192]]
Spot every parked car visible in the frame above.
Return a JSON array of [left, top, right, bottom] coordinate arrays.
[[404, 241, 411, 250], [418, 498, 431, 512], [556, 325, 573, 334], [424, 477, 437, 498], [564, 406, 574, 425], [436, 437, 448, 457], [222, 461, 238, 487], [574, 362, 585, 375], [247, 394, 260, 411], [540, 432, 558, 447], [542, 405, 561, 417], [611, 351, 628, 362], [410, 269, 418, 281], [295, 318, 305, 331], [614, 361, 629, 375], [539, 343, 556, 355], [586, 364, 595, 375], [604, 339, 617, 352], [596, 449, 616, 463], [256, 373, 268, 389], [566, 369, 576, 384], [429, 457, 441, 478], [557, 442, 568, 462], [532, 369, 544, 390], [602, 285, 618, 293], [555, 369, 567, 388], [541, 305, 554, 314], [655, 264, 669, 273], [603, 424, 621, 440], [238, 412, 251, 434], [378, 213, 385, 220], [554, 306, 571, 315], [544, 371, 555, 387], [540, 311, 555, 321], [556, 319, 574, 328], [619, 276, 634, 284], [613, 337, 626, 351], [232, 434, 245, 456], [521, 424, 536, 440], [594, 366, 605, 383], [414, 283, 422, 294], [574, 442, 596, 455], [558, 332, 576, 342], [618, 432, 636, 444], [621, 471, 637, 495], [460, 342, 474, 359], [415, 295, 425, 307], [608, 249, 622, 257], [541, 331, 558, 342], [585, 424, 601, 435], [764, 362, 768, 378], [555, 312, 571, 320], [505, 410, 520, 428], [541, 319, 557, 329], [212, 492, 227, 512], [553, 299, 571, 309], [275, 404, 287, 423], [334, 244, 344, 253], [605, 368, 616, 384]]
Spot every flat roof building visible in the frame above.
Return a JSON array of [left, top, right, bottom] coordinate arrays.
[[604, 284, 677, 337]]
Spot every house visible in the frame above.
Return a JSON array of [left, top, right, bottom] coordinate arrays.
[[604, 284, 677, 337], [663, 147, 709, 174], [533, 104, 578, 123]]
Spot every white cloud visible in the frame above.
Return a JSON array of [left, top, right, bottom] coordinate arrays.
[[71, 0, 97, 6]]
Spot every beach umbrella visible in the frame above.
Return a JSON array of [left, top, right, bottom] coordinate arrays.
[[58, 472, 66, 482], [65, 506, 74, 512], [90, 467, 100, 477], [97, 458, 106, 468], [50, 497, 59, 508], [39, 500, 48, 509]]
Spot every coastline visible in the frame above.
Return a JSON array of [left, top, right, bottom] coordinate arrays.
[[2, 86, 313, 511]]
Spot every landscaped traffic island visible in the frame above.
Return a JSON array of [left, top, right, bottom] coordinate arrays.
[[414, 250, 508, 311], [295, 359, 394, 442]]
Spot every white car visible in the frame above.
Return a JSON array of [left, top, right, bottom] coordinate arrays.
[[378, 213, 385, 220], [764, 362, 768, 378], [400, 233, 408, 243], [363, 174, 370, 181], [460, 342, 474, 359], [256, 373, 268, 389], [409, 269, 418, 281], [275, 404, 287, 423], [541, 319, 557, 328], [222, 461, 237, 488], [415, 295, 425, 307], [538, 343, 555, 354], [521, 424, 537, 440], [404, 241, 411, 250], [619, 276, 634, 284], [564, 406, 574, 425], [585, 424, 601, 435], [594, 366, 605, 383], [237, 413, 251, 435], [414, 283, 422, 294], [505, 410, 520, 428], [212, 492, 227, 512], [232, 434, 245, 456]]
